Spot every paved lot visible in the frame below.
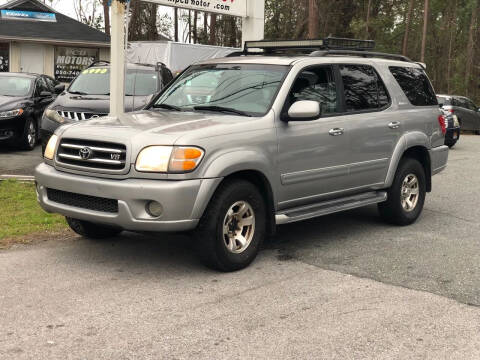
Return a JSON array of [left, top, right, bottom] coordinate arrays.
[[0, 144, 42, 176], [1, 136, 480, 359]]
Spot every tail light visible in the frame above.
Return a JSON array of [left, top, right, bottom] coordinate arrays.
[[438, 115, 447, 135]]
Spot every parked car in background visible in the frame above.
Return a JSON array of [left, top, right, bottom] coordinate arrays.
[[0, 72, 59, 150], [36, 38, 449, 271], [40, 62, 174, 149], [437, 95, 480, 134]]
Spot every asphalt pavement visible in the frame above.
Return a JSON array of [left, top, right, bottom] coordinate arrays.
[[0, 136, 480, 359], [0, 144, 42, 177]]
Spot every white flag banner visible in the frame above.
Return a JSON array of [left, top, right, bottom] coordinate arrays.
[[143, 0, 247, 17]]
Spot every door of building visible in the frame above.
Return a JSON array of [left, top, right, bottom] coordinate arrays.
[[20, 43, 45, 74]]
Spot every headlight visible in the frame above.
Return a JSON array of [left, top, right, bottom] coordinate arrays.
[[44, 109, 66, 124], [44, 134, 58, 160], [135, 146, 204, 173], [0, 108, 23, 118]]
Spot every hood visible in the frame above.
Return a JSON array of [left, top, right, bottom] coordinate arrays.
[[50, 92, 153, 114], [0, 95, 29, 112], [58, 109, 265, 154]]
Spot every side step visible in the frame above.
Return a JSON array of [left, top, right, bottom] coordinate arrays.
[[275, 191, 387, 225]]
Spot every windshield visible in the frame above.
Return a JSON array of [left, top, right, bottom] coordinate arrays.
[[154, 64, 288, 116], [0, 76, 32, 97], [68, 68, 159, 96]]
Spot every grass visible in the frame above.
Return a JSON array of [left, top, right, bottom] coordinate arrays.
[[0, 180, 68, 247]]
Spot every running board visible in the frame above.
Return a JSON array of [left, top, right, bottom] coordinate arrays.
[[275, 191, 388, 225]]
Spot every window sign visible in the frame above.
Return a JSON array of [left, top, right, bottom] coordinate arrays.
[[0, 43, 8, 72], [0, 10, 56, 22], [55, 47, 99, 82]]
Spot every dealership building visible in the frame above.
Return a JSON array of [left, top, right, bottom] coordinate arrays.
[[0, 0, 110, 82]]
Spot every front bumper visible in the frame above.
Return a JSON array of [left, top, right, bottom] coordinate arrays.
[[35, 163, 222, 232], [429, 145, 449, 175], [0, 116, 26, 141]]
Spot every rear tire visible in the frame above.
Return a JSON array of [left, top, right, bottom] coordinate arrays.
[[378, 158, 426, 226], [66, 217, 122, 239], [193, 179, 266, 272]]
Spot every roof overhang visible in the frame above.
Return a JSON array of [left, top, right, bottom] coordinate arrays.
[[0, 35, 110, 48]]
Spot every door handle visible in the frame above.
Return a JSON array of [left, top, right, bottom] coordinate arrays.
[[388, 121, 401, 129], [329, 128, 344, 136]]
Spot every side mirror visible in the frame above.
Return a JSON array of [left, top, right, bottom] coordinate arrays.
[[287, 100, 321, 121], [54, 84, 65, 94], [40, 91, 52, 98], [438, 103, 444, 108]]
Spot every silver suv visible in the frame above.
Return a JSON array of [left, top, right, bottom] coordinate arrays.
[[35, 39, 449, 271]]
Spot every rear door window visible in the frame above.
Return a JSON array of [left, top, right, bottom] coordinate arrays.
[[339, 64, 390, 112], [389, 66, 437, 106]]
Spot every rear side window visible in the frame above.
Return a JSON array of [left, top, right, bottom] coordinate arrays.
[[389, 66, 437, 106], [339, 64, 390, 112]]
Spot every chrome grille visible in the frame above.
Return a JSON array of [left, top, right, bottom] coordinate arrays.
[[57, 111, 106, 121], [56, 138, 127, 171]]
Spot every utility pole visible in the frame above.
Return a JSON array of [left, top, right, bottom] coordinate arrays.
[[421, 0, 429, 62], [109, 0, 126, 117]]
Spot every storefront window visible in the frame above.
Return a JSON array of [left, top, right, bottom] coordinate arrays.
[[55, 46, 99, 82], [0, 43, 9, 72]]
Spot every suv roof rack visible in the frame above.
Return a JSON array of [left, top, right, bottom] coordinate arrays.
[[310, 50, 412, 62], [227, 37, 412, 63]]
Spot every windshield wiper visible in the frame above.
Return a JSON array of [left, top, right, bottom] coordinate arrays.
[[152, 103, 183, 111], [193, 105, 252, 117]]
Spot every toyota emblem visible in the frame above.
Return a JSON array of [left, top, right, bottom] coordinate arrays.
[[79, 147, 93, 160]]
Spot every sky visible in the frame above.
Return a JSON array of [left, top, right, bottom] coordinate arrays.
[[0, 0, 77, 17]]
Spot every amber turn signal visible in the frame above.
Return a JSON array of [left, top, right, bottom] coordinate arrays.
[[169, 147, 204, 173]]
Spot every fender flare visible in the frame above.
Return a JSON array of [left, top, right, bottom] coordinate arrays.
[[191, 150, 277, 221], [385, 131, 431, 188]]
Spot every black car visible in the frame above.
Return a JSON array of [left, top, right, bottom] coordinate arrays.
[[40, 62, 173, 148], [0, 72, 59, 150]]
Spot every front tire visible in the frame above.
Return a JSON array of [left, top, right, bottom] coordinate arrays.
[[20, 118, 37, 151], [66, 217, 122, 239], [194, 179, 266, 272], [378, 158, 426, 226]]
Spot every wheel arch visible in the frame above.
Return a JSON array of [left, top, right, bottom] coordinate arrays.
[[193, 169, 277, 236], [386, 133, 432, 192]]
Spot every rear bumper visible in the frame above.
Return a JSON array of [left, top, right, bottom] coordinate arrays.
[[35, 163, 222, 232], [430, 145, 449, 175]]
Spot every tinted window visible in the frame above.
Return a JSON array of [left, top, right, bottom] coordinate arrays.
[[35, 77, 49, 96], [339, 65, 390, 112], [389, 66, 437, 106], [288, 66, 338, 114], [44, 76, 57, 92], [465, 99, 478, 111]]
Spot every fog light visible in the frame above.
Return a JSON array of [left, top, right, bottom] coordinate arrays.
[[146, 201, 163, 218]]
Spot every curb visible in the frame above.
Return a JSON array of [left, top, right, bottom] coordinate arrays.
[[0, 175, 35, 182]]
